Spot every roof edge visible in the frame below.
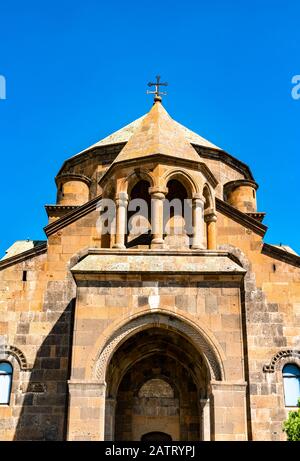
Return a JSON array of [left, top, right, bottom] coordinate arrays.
[[262, 243, 300, 268], [0, 242, 47, 270], [44, 195, 102, 237], [193, 145, 254, 180], [216, 198, 267, 236], [99, 153, 219, 189], [57, 142, 255, 185]]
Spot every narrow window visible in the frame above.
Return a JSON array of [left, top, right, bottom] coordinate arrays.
[[283, 364, 300, 407], [22, 271, 27, 282], [0, 362, 13, 405]]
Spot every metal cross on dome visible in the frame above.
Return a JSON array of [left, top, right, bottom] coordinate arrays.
[[147, 75, 168, 101]]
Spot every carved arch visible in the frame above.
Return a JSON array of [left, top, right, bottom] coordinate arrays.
[[263, 350, 300, 373], [93, 312, 225, 382], [162, 169, 199, 197], [0, 345, 31, 371], [120, 169, 155, 195]]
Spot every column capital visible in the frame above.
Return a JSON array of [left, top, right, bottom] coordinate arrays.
[[209, 380, 247, 393], [115, 192, 128, 207], [68, 380, 106, 397], [199, 398, 210, 408], [192, 193, 205, 207], [149, 186, 168, 199], [205, 210, 217, 223], [192, 192, 205, 201]]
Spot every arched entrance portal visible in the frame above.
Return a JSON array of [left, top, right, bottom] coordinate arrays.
[[105, 326, 210, 441]]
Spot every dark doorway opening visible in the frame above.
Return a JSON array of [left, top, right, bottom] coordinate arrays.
[[141, 432, 172, 442]]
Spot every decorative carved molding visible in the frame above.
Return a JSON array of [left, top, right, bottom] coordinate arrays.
[[94, 313, 224, 382], [263, 350, 300, 373], [162, 168, 199, 195], [0, 345, 31, 370], [123, 168, 155, 192], [246, 212, 266, 223], [27, 382, 47, 393], [45, 205, 79, 211]]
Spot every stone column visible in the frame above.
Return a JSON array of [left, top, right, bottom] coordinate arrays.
[[191, 194, 205, 249], [200, 398, 211, 440], [149, 187, 167, 249], [67, 380, 106, 441], [209, 381, 248, 441], [205, 211, 217, 250], [113, 192, 128, 249], [104, 398, 116, 441]]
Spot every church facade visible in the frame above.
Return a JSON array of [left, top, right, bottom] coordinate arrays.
[[0, 95, 299, 441]]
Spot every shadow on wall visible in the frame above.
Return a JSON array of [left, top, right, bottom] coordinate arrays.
[[13, 300, 75, 441]]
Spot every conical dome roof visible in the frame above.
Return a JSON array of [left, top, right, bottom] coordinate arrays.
[[112, 100, 207, 164], [73, 102, 221, 159]]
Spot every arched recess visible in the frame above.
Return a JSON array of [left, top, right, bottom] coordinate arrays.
[[104, 321, 216, 441], [106, 328, 209, 398], [126, 179, 152, 248], [125, 170, 155, 196], [94, 312, 225, 383], [162, 171, 196, 249], [164, 179, 190, 249], [162, 170, 198, 198]]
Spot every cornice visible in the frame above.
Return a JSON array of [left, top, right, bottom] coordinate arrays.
[[99, 153, 219, 189], [44, 195, 102, 237], [223, 179, 259, 195], [193, 145, 254, 181], [45, 205, 79, 216], [71, 248, 246, 279], [216, 198, 267, 236], [246, 212, 266, 223], [55, 173, 92, 187], [57, 143, 124, 176]]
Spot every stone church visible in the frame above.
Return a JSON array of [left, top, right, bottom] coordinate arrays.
[[0, 89, 299, 441]]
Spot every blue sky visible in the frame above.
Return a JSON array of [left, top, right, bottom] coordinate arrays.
[[0, 0, 299, 257]]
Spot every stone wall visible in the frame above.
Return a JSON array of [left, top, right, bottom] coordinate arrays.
[[0, 252, 74, 440], [217, 214, 300, 440], [0, 191, 299, 441]]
